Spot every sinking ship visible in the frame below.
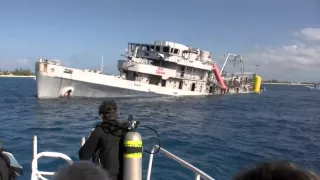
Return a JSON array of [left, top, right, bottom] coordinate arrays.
[[35, 41, 261, 99]]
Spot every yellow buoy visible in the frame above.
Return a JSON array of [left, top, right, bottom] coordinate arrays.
[[253, 75, 262, 93]]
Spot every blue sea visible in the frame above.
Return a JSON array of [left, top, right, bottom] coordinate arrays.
[[0, 77, 319, 180]]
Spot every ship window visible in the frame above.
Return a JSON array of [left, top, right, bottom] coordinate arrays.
[[156, 46, 160, 52], [178, 81, 183, 89], [191, 83, 196, 91], [170, 48, 174, 53], [209, 86, 213, 93], [133, 44, 139, 50], [161, 80, 166, 87], [173, 49, 179, 54], [146, 46, 150, 50], [150, 46, 154, 51], [163, 46, 169, 53]]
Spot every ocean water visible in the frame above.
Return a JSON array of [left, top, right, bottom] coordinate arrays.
[[0, 77, 319, 180]]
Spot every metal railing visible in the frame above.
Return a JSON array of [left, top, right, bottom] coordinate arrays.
[[146, 145, 215, 180], [31, 136, 74, 180], [31, 136, 215, 180]]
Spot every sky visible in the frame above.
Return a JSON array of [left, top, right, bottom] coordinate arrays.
[[0, 0, 319, 82]]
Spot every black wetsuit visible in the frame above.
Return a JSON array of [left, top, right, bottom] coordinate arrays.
[[79, 120, 126, 180], [0, 151, 15, 180]]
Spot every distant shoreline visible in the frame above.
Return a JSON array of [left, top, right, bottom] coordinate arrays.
[[0, 75, 35, 78], [262, 82, 312, 86]]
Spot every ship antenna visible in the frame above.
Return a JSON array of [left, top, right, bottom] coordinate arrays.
[[100, 56, 104, 73]]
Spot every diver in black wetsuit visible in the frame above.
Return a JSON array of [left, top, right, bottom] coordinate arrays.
[[0, 141, 13, 180], [79, 100, 126, 180], [0, 140, 21, 180]]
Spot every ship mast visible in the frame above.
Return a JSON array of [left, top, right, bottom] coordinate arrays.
[[100, 56, 104, 73]]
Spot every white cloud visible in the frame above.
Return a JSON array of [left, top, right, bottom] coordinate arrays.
[[241, 27, 320, 82], [294, 28, 320, 41]]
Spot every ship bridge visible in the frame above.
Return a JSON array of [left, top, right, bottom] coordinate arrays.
[[126, 41, 214, 71]]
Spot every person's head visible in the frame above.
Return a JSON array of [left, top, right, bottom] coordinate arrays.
[[53, 161, 109, 180], [234, 160, 319, 180], [98, 100, 118, 121]]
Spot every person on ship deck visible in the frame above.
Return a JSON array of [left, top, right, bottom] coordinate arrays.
[[78, 100, 126, 180]]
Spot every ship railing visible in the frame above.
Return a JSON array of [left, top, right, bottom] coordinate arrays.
[[175, 73, 198, 80], [38, 58, 60, 65], [31, 136, 215, 180]]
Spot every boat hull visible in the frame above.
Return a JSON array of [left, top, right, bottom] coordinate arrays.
[[36, 73, 160, 99]]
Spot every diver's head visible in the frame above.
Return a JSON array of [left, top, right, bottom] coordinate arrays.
[[99, 100, 118, 121], [234, 160, 319, 180]]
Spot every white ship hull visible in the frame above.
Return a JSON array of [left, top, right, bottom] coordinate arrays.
[[36, 73, 161, 99], [36, 62, 219, 99]]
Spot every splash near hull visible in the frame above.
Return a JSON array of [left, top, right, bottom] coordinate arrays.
[[212, 63, 227, 90]]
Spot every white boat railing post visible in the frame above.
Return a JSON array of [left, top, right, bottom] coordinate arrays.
[[33, 136, 38, 169], [146, 146, 156, 180], [195, 174, 201, 180]]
